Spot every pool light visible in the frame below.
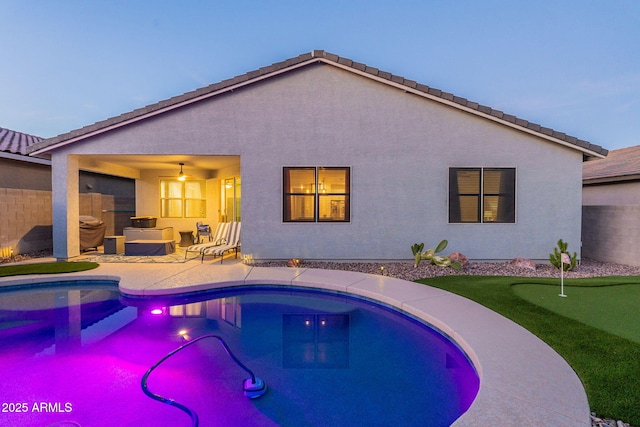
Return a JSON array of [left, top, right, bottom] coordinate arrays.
[[150, 308, 164, 315]]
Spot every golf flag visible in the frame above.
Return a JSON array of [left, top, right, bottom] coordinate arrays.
[[559, 253, 569, 297]]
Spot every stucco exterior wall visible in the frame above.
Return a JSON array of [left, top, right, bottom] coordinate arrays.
[[47, 64, 585, 261], [582, 205, 640, 266], [583, 181, 640, 205], [0, 158, 51, 191]]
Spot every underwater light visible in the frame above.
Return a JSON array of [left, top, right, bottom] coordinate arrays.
[[150, 308, 163, 315]]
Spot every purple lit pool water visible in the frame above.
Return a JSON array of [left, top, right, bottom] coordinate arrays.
[[0, 282, 479, 427]]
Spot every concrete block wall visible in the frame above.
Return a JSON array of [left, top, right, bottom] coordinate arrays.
[[582, 205, 640, 267], [0, 189, 115, 256], [0, 188, 53, 255]]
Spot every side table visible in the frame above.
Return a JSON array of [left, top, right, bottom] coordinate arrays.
[[104, 236, 125, 254], [179, 230, 195, 247]]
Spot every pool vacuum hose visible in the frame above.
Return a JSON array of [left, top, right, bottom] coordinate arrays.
[[141, 334, 267, 427]]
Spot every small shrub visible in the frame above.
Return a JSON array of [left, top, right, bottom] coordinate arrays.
[[549, 239, 577, 271]]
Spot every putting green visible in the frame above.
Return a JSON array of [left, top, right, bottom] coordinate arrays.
[[512, 283, 640, 344]]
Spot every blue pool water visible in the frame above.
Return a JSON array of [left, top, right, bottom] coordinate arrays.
[[0, 282, 479, 427]]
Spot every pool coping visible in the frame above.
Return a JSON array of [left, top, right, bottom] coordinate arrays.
[[0, 261, 590, 426]]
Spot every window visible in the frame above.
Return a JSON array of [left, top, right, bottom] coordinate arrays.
[[221, 177, 241, 222], [283, 167, 350, 222], [160, 179, 206, 218], [449, 168, 515, 223]]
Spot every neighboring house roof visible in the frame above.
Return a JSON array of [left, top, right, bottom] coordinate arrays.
[[0, 126, 50, 165], [0, 126, 43, 155], [583, 145, 640, 184], [28, 50, 608, 159]]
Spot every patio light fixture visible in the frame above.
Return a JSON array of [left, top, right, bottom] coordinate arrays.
[[177, 163, 186, 181]]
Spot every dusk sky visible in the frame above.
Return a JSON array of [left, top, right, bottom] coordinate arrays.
[[2, 0, 638, 150]]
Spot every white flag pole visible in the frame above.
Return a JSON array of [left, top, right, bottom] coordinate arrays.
[[559, 252, 568, 297]]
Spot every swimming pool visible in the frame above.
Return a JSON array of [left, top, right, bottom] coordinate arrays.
[[0, 281, 479, 426]]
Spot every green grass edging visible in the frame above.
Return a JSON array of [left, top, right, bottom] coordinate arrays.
[[417, 275, 640, 425], [0, 261, 99, 277]]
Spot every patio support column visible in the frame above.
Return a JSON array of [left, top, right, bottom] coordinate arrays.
[[52, 154, 80, 261]]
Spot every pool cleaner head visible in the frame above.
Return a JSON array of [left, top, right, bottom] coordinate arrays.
[[243, 376, 267, 398]]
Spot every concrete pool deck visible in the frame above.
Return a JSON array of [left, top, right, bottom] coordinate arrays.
[[0, 259, 590, 426]]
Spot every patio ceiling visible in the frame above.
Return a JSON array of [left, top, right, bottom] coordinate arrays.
[[78, 154, 239, 178]]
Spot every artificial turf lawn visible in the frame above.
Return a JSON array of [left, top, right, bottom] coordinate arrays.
[[513, 282, 640, 344], [0, 261, 99, 277], [417, 275, 640, 426]]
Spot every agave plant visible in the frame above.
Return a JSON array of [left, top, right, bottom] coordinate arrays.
[[412, 239, 462, 270]]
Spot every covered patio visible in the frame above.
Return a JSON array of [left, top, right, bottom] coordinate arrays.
[[45, 154, 240, 260]]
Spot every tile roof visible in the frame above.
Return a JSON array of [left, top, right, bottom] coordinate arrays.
[[583, 145, 640, 183], [0, 126, 43, 155], [28, 50, 608, 159]]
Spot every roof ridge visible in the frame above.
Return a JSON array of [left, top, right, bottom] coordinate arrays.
[[28, 50, 607, 158]]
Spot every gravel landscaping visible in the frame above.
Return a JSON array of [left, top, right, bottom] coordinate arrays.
[[257, 257, 640, 281], [6, 250, 640, 279]]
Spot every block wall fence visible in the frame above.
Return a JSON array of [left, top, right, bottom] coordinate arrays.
[[0, 188, 114, 256], [582, 205, 640, 267]]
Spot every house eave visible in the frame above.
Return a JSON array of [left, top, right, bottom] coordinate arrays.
[[583, 174, 640, 185], [1, 151, 51, 165]]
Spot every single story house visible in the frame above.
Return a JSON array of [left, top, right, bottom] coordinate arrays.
[[582, 145, 640, 266], [1, 126, 135, 255], [27, 50, 607, 262]]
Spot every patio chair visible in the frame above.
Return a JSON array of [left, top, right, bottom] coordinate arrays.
[[196, 221, 213, 243], [184, 222, 230, 259], [202, 222, 241, 263]]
